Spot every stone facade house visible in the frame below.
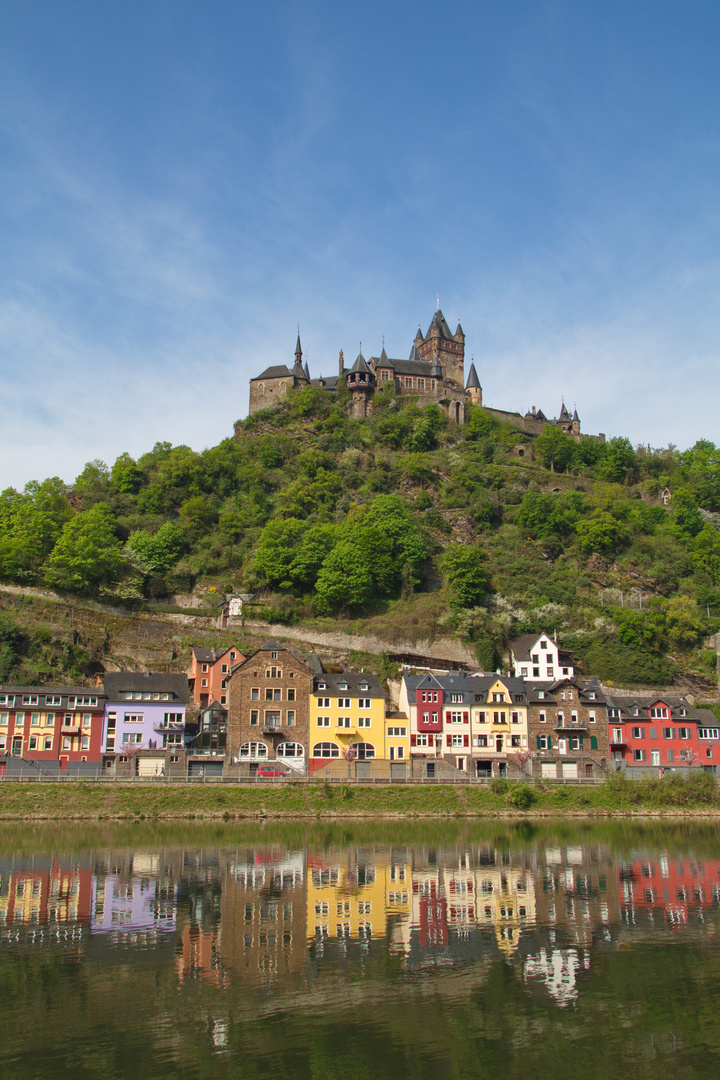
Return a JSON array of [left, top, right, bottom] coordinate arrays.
[[226, 639, 316, 774], [526, 678, 609, 780]]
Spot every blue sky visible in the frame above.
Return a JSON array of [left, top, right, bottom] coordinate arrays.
[[0, 0, 718, 488]]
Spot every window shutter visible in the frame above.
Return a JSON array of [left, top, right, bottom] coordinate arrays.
[[463, 734, 469, 747], [590, 735, 598, 750], [547, 735, 552, 749], [536, 735, 541, 750], [446, 733, 452, 747], [411, 733, 416, 747], [463, 711, 469, 723], [446, 711, 451, 722]]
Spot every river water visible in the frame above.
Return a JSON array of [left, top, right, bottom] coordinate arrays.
[[0, 819, 718, 1079]]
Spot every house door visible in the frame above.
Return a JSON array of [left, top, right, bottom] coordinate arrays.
[[558, 738, 566, 755], [495, 737, 503, 753], [651, 750, 660, 766], [585, 763, 593, 777], [12, 737, 22, 756]]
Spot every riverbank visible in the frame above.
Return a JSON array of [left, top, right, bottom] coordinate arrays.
[[0, 774, 718, 819]]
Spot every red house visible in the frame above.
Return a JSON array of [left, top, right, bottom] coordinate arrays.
[[606, 694, 719, 773], [0, 686, 106, 770]]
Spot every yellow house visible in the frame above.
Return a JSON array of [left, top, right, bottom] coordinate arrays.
[[309, 672, 386, 773], [473, 864, 537, 955], [470, 675, 529, 778], [306, 847, 411, 945], [384, 710, 410, 764]]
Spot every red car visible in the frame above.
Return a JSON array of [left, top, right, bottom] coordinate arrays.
[[255, 766, 287, 778]]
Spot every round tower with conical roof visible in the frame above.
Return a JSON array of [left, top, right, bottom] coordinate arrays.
[[346, 349, 375, 418]]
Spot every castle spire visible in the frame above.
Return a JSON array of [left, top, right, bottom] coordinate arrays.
[[295, 332, 302, 365]]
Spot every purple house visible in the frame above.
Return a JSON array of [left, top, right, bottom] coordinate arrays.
[[102, 672, 189, 755]]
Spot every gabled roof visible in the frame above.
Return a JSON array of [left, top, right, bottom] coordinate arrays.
[[466, 362, 481, 389], [191, 645, 241, 665], [559, 402, 572, 421], [251, 365, 294, 382]]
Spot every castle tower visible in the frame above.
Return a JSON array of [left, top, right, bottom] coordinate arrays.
[[415, 308, 465, 388], [295, 333, 303, 367], [465, 362, 482, 406], [346, 349, 375, 418]]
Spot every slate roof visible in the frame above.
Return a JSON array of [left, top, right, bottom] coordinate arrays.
[[604, 694, 705, 720], [402, 671, 527, 704], [191, 645, 238, 664], [350, 350, 371, 375], [103, 672, 189, 703], [371, 355, 435, 378], [426, 308, 454, 340], [466, 362, 481, 389], [311, 375, 340, 389], [251, 365, 294, 381], [313, 672, 385, 697]]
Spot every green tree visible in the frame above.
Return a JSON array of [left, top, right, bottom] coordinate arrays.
[[314, 540, 375, 614], [111, 452, 144, 494], [596, 437, 637, 483], [441, 545, 490, 609], [535, 426, 575, 472], [44, 504, 124, 593], [125, 522, 186, 574], [576, 512, 627, 556]]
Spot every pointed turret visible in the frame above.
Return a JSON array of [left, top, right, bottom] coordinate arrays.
[[465, 361, 482, 406], [295, 333, 302, 365], [559, 401, 572, 422], [303, 361, 310, 381], [408, 343, 421, 362], [430, 357, 443, 381], [350, 350, 371, 375], [346, 349, 375, 419], [454, 321, 465, 342], [380, 346, 388, 362], [465, 362, 480, 389]]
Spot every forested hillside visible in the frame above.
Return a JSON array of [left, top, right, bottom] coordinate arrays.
[[2, 382, 720, 688]]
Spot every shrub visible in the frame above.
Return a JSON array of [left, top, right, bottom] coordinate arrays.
[[507, 785, 536, 809]]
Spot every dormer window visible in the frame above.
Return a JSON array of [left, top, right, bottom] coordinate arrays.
[[538, 691, 545, 699], [360, 683, 369, 691], [340, 683, 349, 691], [318, 682, 327, 690]]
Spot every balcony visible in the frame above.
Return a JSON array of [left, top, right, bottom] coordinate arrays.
[[554, 721, 589, 733], [261, 725, 285, 736], [154, 722, 185, 734]]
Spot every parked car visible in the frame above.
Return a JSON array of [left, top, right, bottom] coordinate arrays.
[[255, 766, 287, 778]]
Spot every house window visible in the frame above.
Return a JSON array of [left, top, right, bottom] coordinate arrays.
[[451, 734, 464, 747], [511, 712, 520, 724], [663, 727, 675, 740], [476, 711, 486, 723], [358, 698, 371, 708], [313, 743, 340, 758], [287, 688, 296, 702], [81, 736, 89, 750], [124, 713, 143, 723], [251, 688, 259, 700], [511, 735, 521, 747], [240, 742, 268, 757], [337, 717, 351, 728], [492, 693, 505, 703], [201, 679, 208, 687], [417, 378, 425, 390], [62, 736, 71, 750], [539, 711, 546, 724], [540, 641, 547, 650], [358, 717, 371, 728], [351, 742, 375, 759], [416, 733, 429, 746], [44, 736, 52, 750], [678, 727, 691, 739], [317, 697, 330, 708], [45, 695, 61, 706], [22, 695, 39, 706], [286, 711, 295, 726], [538, 736, 548, 749], [588, 711, 596, 723], [277, 742, 303, 757], [493, 712, 506, 724], [451, 694, 463, 704], [202, 664, 209, 673], [404, 377, 413, 388], [387, 727, 407, 737], [476, 734, 488, 747], [633, 748, 646, 761], [221, 664, 228, 674], [250, 711, 259, 725], [317, 717, 330, 727], [520, 667, 528, 677], [450, 711, 463, 724], [338, 698, 351, 708], [29, 736, 37, 750], [612, 728, 623, 742], [271, 652, 279, 660], [122, 733, 142, 744], [31, 713, 40, 726], [631, 727, 645, 739], [264, 711, 281, 728]]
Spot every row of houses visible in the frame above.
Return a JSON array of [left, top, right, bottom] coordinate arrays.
[[1, 632, 718, 778]]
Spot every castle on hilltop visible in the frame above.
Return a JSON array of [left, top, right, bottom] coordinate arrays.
[[247, 307, 586, 437]]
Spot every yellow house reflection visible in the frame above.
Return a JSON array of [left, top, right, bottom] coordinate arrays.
[[307, 849, 411, 946]]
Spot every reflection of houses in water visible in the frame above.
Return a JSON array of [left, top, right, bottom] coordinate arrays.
[[410, 848, 537, 956], [307, 849, 411, 952], [177, 924, 225, 986], [523, 947, 587, 1005], [617, 855, 720, 928], [534, 845, 620, 946], [219, 850, 307, 987], [0, 858, 94, 947], [91, 852, 177, 939]]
